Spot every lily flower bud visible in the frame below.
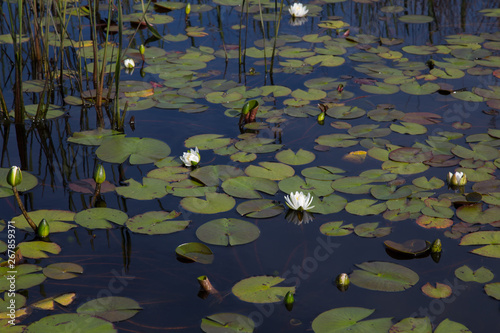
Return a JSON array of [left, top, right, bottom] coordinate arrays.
[[7, 166, 22, 187]]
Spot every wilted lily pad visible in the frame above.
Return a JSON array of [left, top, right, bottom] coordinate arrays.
[[455, 265, 494, 283], [196, 218, 260, 246], [232, 276, 295, 303], [96, 137, 171, 164], [181, 193, 235, 214], [176, 242, 214, 264], [384, 239, 431, 256], [75, 208, 128, 229], [312, 307, 393, 333], [201, 313, 255, 333], [350, 261, 419, 292], [77, 296, 142, 322], [43, 263, 84, 280], [25, 313, 116, 332], [126, 211, 189, 235]]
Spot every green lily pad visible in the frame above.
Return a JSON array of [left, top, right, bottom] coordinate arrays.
[[245, 162, 295, 180], [116, 178, 169, 200], [12, 209, 76, 232], [147, 166, 190, 182], [350, 261, 419, 292], [382, 161, 429, 175], [236, 199, 284, 218], [460, 231, 500, 258], [435, 319, 471, 333], [232, 276, 295, 304], [345, 199, 386, 216], [451, 144, 500, 161], [384, 239, 431, 256], [196, 218, 260, 246], [370, 185, 412, 200], [390, 122, 427, 135], [412, 176, 445, 190], [348, 124, 392, 138], [400, 81, 439, 95], [43, 263, 84, 280], [354, 222, 391, 238], [25, 313, 116, 332], [391, 317, 432, 332], [167, 180, 217, 197], [315, 134, 358, 148], [0, 293, 26, 311], [68, 128, 120, 146], [0, 168, 38, 198], [399, 15, 434, 23], [75, 208, 128, 229], [319, 221, 354, 236], [360, 82, 399, 95], [275, 149, 315, 165], [485, 282, 500, 301], [235, 137, 283, 153], [77, 296, 142, 322], [301, 166, 345, 180], [309, 194, 347, 215], [176, 242, 214, 264], [126, 211, 190, 235], [331, 177, 375, 194], [421, 283, 452, 299], [327, 106, 366, 119], [456, 204, 500, 224], [389, 147, 432, 163], [279, 176, 334, 197], [96, 137, 170, 164], [222, 176, 278, 199], [191, 165, 245, 186], [185, 134, 231, 150], [201, 313, 254, 333], [18, 241, 61, 259], [312, 307, 393, 333], [455, 265, 494, 283], [181, 192, 235, 214], [0, 264, 46, 292]]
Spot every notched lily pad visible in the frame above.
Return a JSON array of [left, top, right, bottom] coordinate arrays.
[[350, 261, 419, 292], [232, 276, 295, 304], [126, 211, 190, 235], [77, 296, 142, 322], [196, 218, 260, 246], [201, 313, 255, 333], [43, 263, 84, 280], [176, 242, 214, 264], [75, 208, 128, 229]]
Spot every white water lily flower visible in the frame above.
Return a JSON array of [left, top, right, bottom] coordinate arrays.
[[180, 147, 200, 167], [288, 3, 309, 18], [447, 171, 467, 186], [284, 191, 315, 211], [124, 58, 135, 69]]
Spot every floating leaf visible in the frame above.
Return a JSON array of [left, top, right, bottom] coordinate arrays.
[[451, 144, 500, 161], [126, 211, 189, 235], [315, 134, 358, 148], [181, 193, 235, 214], [236, 199, 284, 218], [245, 162, 295, 180], [345, 199, 386, 216], [184, 134, 231, 150], [384, 239, 430, 256], [0, 264, 46, 292], [399, 15, 434, 23], [275, 149, 315, 165], [68, 128, 119, 146], [279, 176, 334, 197], [312, 307, 393, 333], [320, 221, 353, 236], [235, 137, 283, 153], [456, 203, 500, 224], [232, 276, 295, 303], [360, 82, 399, 95], [77, 296, 142, 322], [421, 282, 452, 299], [18, 241, 61, 259], [75, 208, 128, 229], [96, 137, 170, 164], [301, 166, 345, 180], [222, 176, 278, 199], [116, 178, 168, 200], [455, 265, 494, 283], [196, 218, 260, 246], [309, 194, 347, 215], [191, 165, 244, 186], [400, 81, 439, 95], [201, 313, 255, 333], [354, 222, 391, 238], [390, 122, 427, 135], [147, 166, 190, 182], [43, 263, 83, 280], [484, 283, 500, 301], [12, 209, 76, 233], [350, 261, 419, 292], [176, 242, 214, 264], [434, 319, 472, 333], [416, 216, 453, 229], [460, 231, 500, 258], [25, 313, 116, 332], [0, 168, 38, 198], [390, 317, 432, 332]]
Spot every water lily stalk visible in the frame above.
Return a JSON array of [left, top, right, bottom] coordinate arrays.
[[197, 275, 216, 294], [8, 167, 37, 233]]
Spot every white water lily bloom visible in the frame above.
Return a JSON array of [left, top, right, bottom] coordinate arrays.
[[447, 171, 467, 186], [288, 3, 309, 18], [285, 191, 315, 211], [124, 58, 135, 69], [180, 147, 200, 167]]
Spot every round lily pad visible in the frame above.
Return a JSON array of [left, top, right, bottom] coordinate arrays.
[[0, 264, 46, 292], [185, 134, 231, 150], [196, 218, 260, 246], [455, 265, 494, 283], [232, 276, 295, 304], [0, 167, 38, 198], [244, 162, 295, 180], [319, 221, 354, 236], [191, 165, 245, 186], [126, 211, 190, 235], [201, 313, 254, 333], [384, 239, 431, 256], [312, 307, 393, 333], [25, 313, 116, 332], [345, 199, 386, 216], [175, 242, 214, 264], [181, 193, 235, 214], [236, 199, 284, 218], [221, 176, 278, 199], [96, 137, 170, 164], [275, 149, 315, 165], [12, 209, 76, 233], [301, 166, 345, 180], [421, 282, 452, 299], [460, 231, 500, 258], [350, 261, 419, 292], [18, 241, 61, 259], [77, 296, 142, 322], [116, 178, 169, 200], [279, 176, 334, 197], [75, 208, 128, 229], [43, 263, 84, 280], [354, 222, 391, 238]]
